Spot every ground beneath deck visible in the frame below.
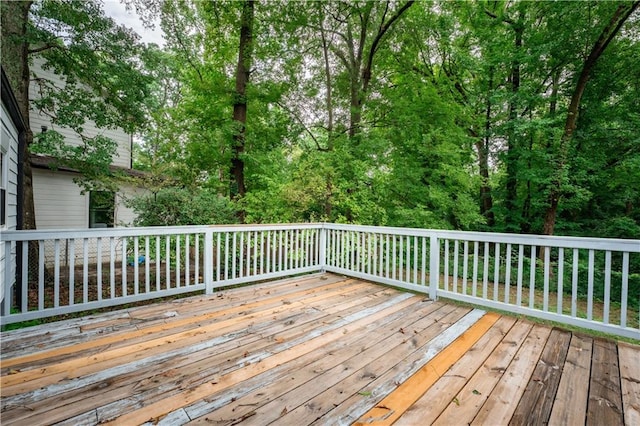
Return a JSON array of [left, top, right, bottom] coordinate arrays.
[[1, 273, 638, 425]]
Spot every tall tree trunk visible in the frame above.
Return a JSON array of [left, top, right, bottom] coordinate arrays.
[[521, 109, 534, 234], [504, 20, 523, 233], [542, 1, 639, 235], [230, 0, 254, 221], [1, 0, 36, 231], [478, 66, 495, 227], [2, 1, 37, 309]]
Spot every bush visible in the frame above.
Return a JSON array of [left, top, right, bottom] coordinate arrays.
[[128, 188, 239, 226]]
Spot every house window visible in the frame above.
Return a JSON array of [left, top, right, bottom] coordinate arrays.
[[0, 151, 6, 227], [89, 191, 114, 228]]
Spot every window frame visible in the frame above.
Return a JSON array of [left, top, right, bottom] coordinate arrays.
[[0, 149, 7, 228], [88, 190, 115, 228]]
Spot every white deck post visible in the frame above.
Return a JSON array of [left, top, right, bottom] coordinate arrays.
[[2, 240, 12, 316], [319, 224, 327, 272], [429, 235, 440, 300], [204, 229, 214, 293]]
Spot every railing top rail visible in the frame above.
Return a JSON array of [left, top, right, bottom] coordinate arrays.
[[324, 223, 640, 252], [0, 223, 323, 242], [1, 222, 638, 252]]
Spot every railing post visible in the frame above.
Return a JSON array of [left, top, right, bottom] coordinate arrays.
[[319, 224, 327, 272], [429, 235, 440, 300], [2, 240, 11, 316], [204, 230, 214, 294]]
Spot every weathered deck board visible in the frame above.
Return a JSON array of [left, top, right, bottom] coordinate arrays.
[[1, 273, 638, 426], [619, 342, 640, 425], [548, 333, 593, 425], [510, 328, 572, 425], [186, 300, 457, 425], [433, 319, 541, 425], [394, 316, 520, 426], [587, 338, 624, 426], [352, 312, 501, 426]]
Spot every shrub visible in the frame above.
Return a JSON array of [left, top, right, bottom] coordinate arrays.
[[128, 188, 238, 226]]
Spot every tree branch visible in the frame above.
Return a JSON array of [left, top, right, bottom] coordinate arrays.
[[27, 42, 59, 54], [274, 100, 328, 152], [362, 0, 415, 93]]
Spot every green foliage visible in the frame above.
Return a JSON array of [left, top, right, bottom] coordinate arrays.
[[121, 0, 640, 240], [20, 0, 153, 194], [128, 188, 238, 227]]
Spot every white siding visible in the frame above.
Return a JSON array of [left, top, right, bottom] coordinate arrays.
[[33, 168, 144, 230], [29, 57, 132, 168], [28, 56, 144, 233], [115, 185, 143, 226], [33, 168, 89, 229], [1, 102, 20, 301]]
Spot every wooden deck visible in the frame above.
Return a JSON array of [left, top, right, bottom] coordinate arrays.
[[1, 273, 638, 426]]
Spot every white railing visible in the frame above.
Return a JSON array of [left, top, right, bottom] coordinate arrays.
[[1, 223, 639, 339], [0, 224, 322, 325], [324, 224, 640, 340]]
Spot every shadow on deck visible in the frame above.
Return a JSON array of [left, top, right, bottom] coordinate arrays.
[[1, 273, 638, 425]]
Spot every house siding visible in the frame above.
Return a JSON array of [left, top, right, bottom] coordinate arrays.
[[1, 75, 23, 306], [28, 56, 144, 232], [29, 57, 132, 168], [1, 103, 19, 231], [33, 168, 89, 229], [32, 169, 139, 229]]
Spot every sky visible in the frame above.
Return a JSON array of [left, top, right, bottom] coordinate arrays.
[[102, 0, 165, 47]]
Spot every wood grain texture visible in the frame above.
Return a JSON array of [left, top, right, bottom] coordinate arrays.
[[1, 273, 638, 426], [395, 316, 519, 426], [548, 334, 593, 426], [432, 319, 536, 426], [619, 341, 640, 426], [353, 312, 501, 426], [470, 324, 552, 425], [510, 328, 572, 426], [587, 338, 623, 426]]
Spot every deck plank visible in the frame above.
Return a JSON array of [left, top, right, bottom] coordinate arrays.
[[432, 318, 537, 425], [394, 316, 522, 426], [92, 285, 406, 424], [245, 305, 473, 426], [548, 333, 593, 426], [0, 273, 637, 426], [619, 342, 640, 426], [587, 338, 624, 426], [1, 281, 369, 394], [469, 324, 552, 425], [1, 282, 393, 425], [99, 292, 421, 424], [184, 300, 451, 424], [1, 276, 356, 370], [510, 328, 572, 425], [0, 274, 338, 359], [305, 309, 487, 426], [217, 306, 476, 426]]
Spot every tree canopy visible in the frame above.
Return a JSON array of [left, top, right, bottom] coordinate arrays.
[[4, 0, 639, 238]]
